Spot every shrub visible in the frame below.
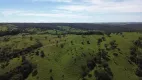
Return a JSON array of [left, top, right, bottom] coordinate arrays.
[[88, 74, 92, 78], [87, 41, 90, 44], [32, 69, 38, 77], [136, 68, 142, 77], [81, 42, 84, 45], [36, 51, 39, 56], [50, 69, 52, 73], [94, 68, 112, 80], [50, 76, 53, 80], [30, 36, 33, 41], [113, 53, 118, 57], [71, 41, 74, 45], [87, 60, 96, 70], [40, 51, 45, 58], [60, 44, 64, 48], [102, 37, 106, 41], [102, 61, 109, 68]]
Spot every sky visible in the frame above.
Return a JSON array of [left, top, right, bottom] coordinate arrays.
[[0, 0, 142, 22]]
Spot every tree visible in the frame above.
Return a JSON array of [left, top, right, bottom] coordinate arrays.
[[113, 53, 118, 57], [71, 41, 74, 45], [88, 74, 92, 78], [3, 37, 9, 42], [60, 44, 64, 48], [40, 51, 45, 58], [94, 68, 113, 80], [36, 51, 39, 56], [50, 76, 53, 80], [87, 41, 90, 44], [110, 40, 117, 49], [30, 36, 33, 41], [102, 36, 106, 41], [49, 69, 52, 73], [57, 35, 61, 38], [97, 38, 102, 45], [87, 60, 96, 70], [136, 68, 142, 77], [45, 36, 47, 39], [32, 69, 38, 77], [22, 56, 26, 62]]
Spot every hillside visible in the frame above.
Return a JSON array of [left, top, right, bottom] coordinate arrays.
[[0, 24, 142, 80]]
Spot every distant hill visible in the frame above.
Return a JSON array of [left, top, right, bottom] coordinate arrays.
[[0, 22, 142, 32]]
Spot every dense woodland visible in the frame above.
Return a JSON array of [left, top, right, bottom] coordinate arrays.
[[1, 22, 142, 32]]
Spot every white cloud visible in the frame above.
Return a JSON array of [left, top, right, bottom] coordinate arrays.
[[20, 13, 88, 18], [58, 0, 142, 13], [0, 9, 90, 19], [0, 0, 142, 22], [1, 10, 24, 16], [58, 5, 87, 12]]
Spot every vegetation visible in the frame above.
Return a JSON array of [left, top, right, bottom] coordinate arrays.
[[0, 23, 142, 80]]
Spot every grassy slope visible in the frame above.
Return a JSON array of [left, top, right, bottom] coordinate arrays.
[[0, 32, 142, 80]]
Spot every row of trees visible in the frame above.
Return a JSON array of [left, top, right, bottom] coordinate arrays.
[[0, 40, 43, 62], [0, 57, 37, 80], [129, 37, 142, 77], [81, 49, 113, 80], [0, 26, 21, 37]]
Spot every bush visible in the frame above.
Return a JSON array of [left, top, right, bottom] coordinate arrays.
[[81, 42, 84, 45], [71, 41, 74, 45], [87, 41, 90, 44], [22, 56, 26, 62], [97, 38, 102, 45], [36, 51, 39, 56], [136, 68, 142, 77], [105, 67, 113, 77], [32, 69, 38, 77], [60, 44, 64, 48], [50, 69, 52, 73], [30, 36, 33, 41], [130, 55, 136, 63], [50, 76, 53, 80], [94, 68, 112, 80], [87, 60, 96, 70], [102, 37, 106, 41], [102, 62, 109, 68], [113, 53, 118, 57], [88, 74, 92, 78], [81, 71, 87, 77], [40, 51, 45, 58]]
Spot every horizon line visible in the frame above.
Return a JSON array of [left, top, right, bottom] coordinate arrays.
[[0, 22, 142, 23]]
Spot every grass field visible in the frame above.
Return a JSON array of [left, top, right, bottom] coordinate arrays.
[[0, 25, 142, 80]]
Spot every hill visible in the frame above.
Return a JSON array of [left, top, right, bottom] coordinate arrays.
[[0, 23, 142, 80]]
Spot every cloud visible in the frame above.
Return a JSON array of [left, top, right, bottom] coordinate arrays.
[[1, 10, 24, 16], [58, 0, 142, 13], [20, 13, 88, 18], [0, 9, 90, 19], [58, 5, 87, 12], [0, 0, 142, 22]]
